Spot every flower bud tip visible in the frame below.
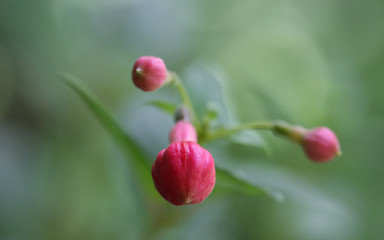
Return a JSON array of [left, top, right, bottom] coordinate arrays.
[[169, 121, 197, 143], [131, 56, 168, 92], [301, 127, 341, 162]]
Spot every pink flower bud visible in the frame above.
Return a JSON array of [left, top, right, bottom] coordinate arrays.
[[152, 142, 216, 206], [131, 56, 168, 91], [301, 127, 341, 162], [169, 121, 197, 143]]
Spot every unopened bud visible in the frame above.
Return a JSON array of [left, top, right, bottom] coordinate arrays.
[[301, 127, 341, 162], [169, 121, 197, 143], [131, 56, 168, 91], [152, 142, 216, 206]]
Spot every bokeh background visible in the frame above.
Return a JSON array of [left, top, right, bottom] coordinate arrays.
[[1, 0, 384, 239]]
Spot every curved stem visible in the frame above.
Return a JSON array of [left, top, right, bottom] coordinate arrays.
[[200, 121, 275, 144], [169, 72, 199, 127]]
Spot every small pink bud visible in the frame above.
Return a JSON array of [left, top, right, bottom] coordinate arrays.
[[169, 121, 197, 143], [131, 56, 168, 91], [301, 127, 341, 162], [152, 142, 216, 206]]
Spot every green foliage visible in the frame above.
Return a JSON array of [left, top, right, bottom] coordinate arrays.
[[215, 165, 284, 202], [147, 100, 178, 115], [61, 73, 283, 203], [60, 73, 153, 191], [1, 0, 383, 239]]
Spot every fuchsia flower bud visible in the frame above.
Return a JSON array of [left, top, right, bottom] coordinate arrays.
[[169, 121, 197, 143], [152, 142, 216, 206], [131, 56, 168, 91], [301, 127, 341, 162]]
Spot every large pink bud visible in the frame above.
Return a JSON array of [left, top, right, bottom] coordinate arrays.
[[169, 121, 197, 143], [131, 56, 168, 91], [301, 127, 341, 162], [151, 142, 216, 206]]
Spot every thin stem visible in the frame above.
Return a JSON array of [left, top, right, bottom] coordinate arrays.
[[169, 72, 199, 127], [200, 121, 275, 144]]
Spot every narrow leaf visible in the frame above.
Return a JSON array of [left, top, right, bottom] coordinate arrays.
[[215, 166, 285, 202], [59, 72, 283, 203], [59, 73, 153, 190], [147, 100, 177, 115]]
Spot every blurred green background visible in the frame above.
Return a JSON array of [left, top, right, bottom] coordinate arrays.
[[1, 0, 384, 239]]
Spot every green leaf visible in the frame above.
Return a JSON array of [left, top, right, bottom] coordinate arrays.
[[183, 63, 267, 152], [251, 86, 295, 123], [59, 72, 282, 203], [59, 73, 153, 191], [205, 139, 283, 202], [229, 130, 266, 149], [215, 165, 285, 202], [183, 63, 230, 125], [147, 100, 177, 115]]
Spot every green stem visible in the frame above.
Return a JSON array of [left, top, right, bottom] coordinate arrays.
[[169, 72, 199, 127], [201, 121, 275, 144]]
